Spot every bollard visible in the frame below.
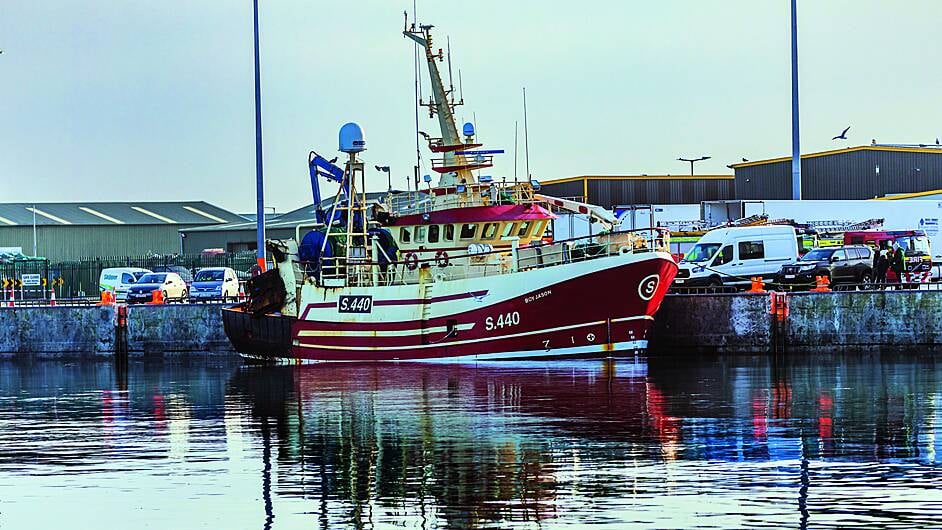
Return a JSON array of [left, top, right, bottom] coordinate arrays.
[[148, 290, 165, 305], [748, 276, 766, 293]]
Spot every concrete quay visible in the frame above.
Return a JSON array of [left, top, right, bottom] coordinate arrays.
[[0, 304, 233, 358], [1, 290, 941, 357], [651, 290, 942, 355]]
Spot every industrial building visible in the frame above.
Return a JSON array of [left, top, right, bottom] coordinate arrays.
[[180, 193, 390, 254], [732, 145, 942, 200], [538, 175, 736, 209], [0, 202, 244, 262]]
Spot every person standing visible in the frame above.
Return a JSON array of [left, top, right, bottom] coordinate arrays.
[[875, 244, 890, 285], [890, 241, 906, 287]]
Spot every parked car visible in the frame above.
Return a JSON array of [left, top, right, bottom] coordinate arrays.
[[151, 265, 194, 285], [125, 272, 188, 303], [190, 267, 240, 301], [778, 245, 873, 288], [99, 267, 151, 301], [674, 225, 799, 287]]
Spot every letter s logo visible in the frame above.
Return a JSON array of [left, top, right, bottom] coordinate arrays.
[[638, 275, 660, 301]]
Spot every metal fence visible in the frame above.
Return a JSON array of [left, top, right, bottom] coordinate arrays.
[[0, 253, 262, 300]]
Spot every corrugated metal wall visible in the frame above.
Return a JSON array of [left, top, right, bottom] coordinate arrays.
[[541, 178, 735, 208], [0, 225, 200, 261], [735, 151, 942, 199], [594, 178, 736, 206], [181, 227, 299, 254]]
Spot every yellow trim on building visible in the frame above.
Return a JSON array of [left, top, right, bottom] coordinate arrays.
[[541, 174, 734, 186], [874, 189, 942, 200], [731, 146, 942, 169]]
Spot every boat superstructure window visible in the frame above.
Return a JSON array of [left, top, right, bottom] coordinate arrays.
[[415, 226, 427, 243], [443, 224, 455, 241], [501, 222, 517, 238], [482, 223, 499, 240], [400, 227, 411, 243], [428, 224, 440, 243], [460, 223, 478, 240], [517, 222, 531, 238]]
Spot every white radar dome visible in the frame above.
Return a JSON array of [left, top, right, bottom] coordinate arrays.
[[462, 122, 475, 137], [339, 122, 366, 153]]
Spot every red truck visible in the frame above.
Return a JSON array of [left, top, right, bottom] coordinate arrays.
[[843, 230, 933, 283]]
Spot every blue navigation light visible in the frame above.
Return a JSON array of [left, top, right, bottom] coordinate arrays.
[[423, 174, 432, 183], [463, 122, 475, 137]]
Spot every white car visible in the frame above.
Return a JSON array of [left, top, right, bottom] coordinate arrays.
[[125, 272, 189, 303], [99, 267, 151, 301], [190, 267, 240, 301]]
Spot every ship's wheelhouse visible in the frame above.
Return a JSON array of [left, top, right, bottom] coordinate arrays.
[[394, 218, 549, 252]]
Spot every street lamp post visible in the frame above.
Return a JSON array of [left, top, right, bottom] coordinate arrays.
[[252, 0, 266, 271], [677, 156, 711, 176]]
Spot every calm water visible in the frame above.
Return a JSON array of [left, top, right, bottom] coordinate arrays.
[[0, 355, 940, 529]]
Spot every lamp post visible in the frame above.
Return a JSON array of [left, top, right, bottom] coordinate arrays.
[[677, 156, 711, 176], [375, 165, 391, 191], [790, 0, 802, 200], [252, 0, 266, 270]]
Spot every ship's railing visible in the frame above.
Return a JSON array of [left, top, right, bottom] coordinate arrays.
[[385, 183, 540, 217], [300, 228, 671, 288]]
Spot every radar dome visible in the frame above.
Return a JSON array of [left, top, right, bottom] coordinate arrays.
[[462, 122, 475, 137], [339, 122, 366, 153]]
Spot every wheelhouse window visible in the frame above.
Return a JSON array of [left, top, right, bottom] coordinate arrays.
[[517, 221, 531, 238], [443, 224, 455, 241], [501, 222, 517, 238], [415, 226, 426, 243], [482, 223, 499, 240], [460, 223, 478, 240], [400, 227, 411, 243], [428, 224, 440, 243]]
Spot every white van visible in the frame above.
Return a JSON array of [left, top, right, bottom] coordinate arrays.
[[674, 225, 799, 287], [99, 267, 152, 300]]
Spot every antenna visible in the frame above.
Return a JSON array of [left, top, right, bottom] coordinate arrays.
[[514, 120, 519, 183], [447, 36, 454, 102], [410, 3, 422, 175], [523, 87, 530, 179], [458, 69, 464, 103]]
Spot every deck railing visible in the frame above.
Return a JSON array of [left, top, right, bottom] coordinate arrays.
[[295, 228, 670, 288]]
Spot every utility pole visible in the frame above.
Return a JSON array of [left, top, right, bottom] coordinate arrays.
[[677, 156, 711, 176], [253, 0, 266, 270], [790, 0, 802, 200]]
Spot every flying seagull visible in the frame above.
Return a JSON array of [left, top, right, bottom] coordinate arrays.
[[328, 157, 338, 164], [832, 126, 850, 140]]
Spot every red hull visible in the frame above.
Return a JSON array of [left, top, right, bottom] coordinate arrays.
[[287, 256, 677, 361]]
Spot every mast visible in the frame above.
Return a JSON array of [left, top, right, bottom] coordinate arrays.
[[404, 21, 473, 187]]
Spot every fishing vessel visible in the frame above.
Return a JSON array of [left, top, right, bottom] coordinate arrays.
[[222, 20, 678, 362]]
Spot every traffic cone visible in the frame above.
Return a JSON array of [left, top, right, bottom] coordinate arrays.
[[7, 286, 13, 308], [148, 290, 164, 305], [49, 288, 56, 307]]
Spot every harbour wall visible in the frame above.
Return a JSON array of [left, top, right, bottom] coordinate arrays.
[[0, 304, 234, 358], [2, 291, 942, 357], [651, 290, 942, 355]]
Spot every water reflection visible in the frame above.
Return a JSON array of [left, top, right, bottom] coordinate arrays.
[[0, 355, 940, 529]]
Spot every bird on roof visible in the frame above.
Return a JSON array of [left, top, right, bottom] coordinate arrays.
[[936, 138, 940, 146], [741, 158, 748, 162], [832, 126, 851, 140]]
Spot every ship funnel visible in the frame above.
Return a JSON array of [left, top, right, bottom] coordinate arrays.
[[462, 122, 475, 137], [339, 122, 366, 153]]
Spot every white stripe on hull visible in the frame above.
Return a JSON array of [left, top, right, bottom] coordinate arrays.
[[242, 339, 649, 364], [296, 316, 653, 351]]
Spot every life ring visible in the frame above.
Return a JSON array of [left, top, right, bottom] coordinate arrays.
[[435, 250, 450, 268], [403, 252, 419, 271]]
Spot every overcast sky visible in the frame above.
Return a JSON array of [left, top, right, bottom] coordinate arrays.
[[1, 0, 941, 213]]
